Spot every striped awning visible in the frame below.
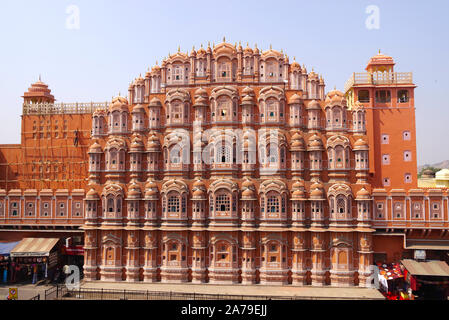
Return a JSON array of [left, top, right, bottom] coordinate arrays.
[[401, 259, 449, 277], [10, 238, 59, 258]]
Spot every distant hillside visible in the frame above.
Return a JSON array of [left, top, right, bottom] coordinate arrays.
[[418, 160, 449, 172]]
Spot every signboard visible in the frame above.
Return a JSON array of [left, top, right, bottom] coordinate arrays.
[[8, 288, 18, 300], [414, 250, 426, 260]]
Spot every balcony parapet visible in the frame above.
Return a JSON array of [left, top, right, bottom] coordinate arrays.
[[23, 102, 109, 115], [344, 72, 413, 93]]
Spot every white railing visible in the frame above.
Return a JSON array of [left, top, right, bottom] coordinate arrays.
[[344, 72, 413, 93], [23, 102, 109, 115]]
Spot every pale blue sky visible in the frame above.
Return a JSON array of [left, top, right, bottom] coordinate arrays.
[[0, 0, 447, 165]]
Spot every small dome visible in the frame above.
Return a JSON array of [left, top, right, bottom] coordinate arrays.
[[242, 189, 255, 198], [131, 104, 145, 113], [197, 45, 206, 55], [86, 188, 99, 200], [242, 86, 255, 96], [193, 189, 205, 198], [292, 189, 305, 199], [193, 95, 208, 107], [242, 178, 254, 189], [291, 132, 302, 141], [109, 95, 128, 112], [151, 64, 161, 73], [366, 51, 395, 72], [306, 100, 321, 110], [241, 95, 254, 105], [436, 169, 449, 180], [353, 139, 369, 150], [356, 187, 371, 199], [145, 180, 157, 189], [243, 43, 253, 54], [147, 134, 160, 149], [135, 75, 145, 86], [421, 169, 435, 179], [130, 135, 144, 150], [194, 87, 208, 97], [310, 188, 324, 198], [88, 141, 102, 153], [149, 97, 162, 107], [311, 181, 324, 190], [23, 77, 55, 102], [193, 179, 206, 189], [292, 180, 305, 190], [290, 133, 305, 150], [308, 135, 323, 149], [145, 181, 159, 198], [290, 59, 301, 71], [127, 184, 142, 198], [308, 71, 319, 80], [288, 93, 301, 104]]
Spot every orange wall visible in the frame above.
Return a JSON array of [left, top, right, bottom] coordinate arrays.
[[357, 86, 418, 190]]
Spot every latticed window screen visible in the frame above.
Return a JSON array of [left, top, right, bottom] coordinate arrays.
[[215, 194, 230, 212], [217, 145, 231, 163], [168, 196, 179, 213], [337, 198, 346, 214], [267, 196, 279, 213]]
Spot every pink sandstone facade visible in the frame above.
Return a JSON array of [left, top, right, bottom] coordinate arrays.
[[0, 40, 447, 286]]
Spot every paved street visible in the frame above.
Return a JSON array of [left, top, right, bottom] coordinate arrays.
[[81, 281, 385, 300], [0, 281, 385, 300], [0, 283, 54, 300]]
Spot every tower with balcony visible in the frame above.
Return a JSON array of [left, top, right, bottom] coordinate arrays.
[[344, 52, 417, 189]]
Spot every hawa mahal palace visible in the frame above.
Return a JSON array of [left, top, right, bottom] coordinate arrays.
[[0, 39, 447, 286]]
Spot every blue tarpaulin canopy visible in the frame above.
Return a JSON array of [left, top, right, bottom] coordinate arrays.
[[0, 242, 20, 256]]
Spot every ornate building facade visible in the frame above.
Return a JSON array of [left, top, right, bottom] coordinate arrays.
[[0, 40, 448, 286]]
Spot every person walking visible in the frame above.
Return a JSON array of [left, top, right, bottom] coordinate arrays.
[[32, 264, 37, 284]]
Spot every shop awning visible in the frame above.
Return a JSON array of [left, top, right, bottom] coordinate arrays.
[[405, 239, 449, 251], [401, 259, 449, 277], [10, 238, 59, 258], [0, 242, 20, 256]]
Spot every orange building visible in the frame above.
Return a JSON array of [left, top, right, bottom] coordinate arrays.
[[0, 41, 447, 286]]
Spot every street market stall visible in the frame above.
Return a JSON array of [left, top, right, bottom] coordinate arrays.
[[10, 238, 61, 284], [376, 262, 409, 300], [401, 259, 449, 300]]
